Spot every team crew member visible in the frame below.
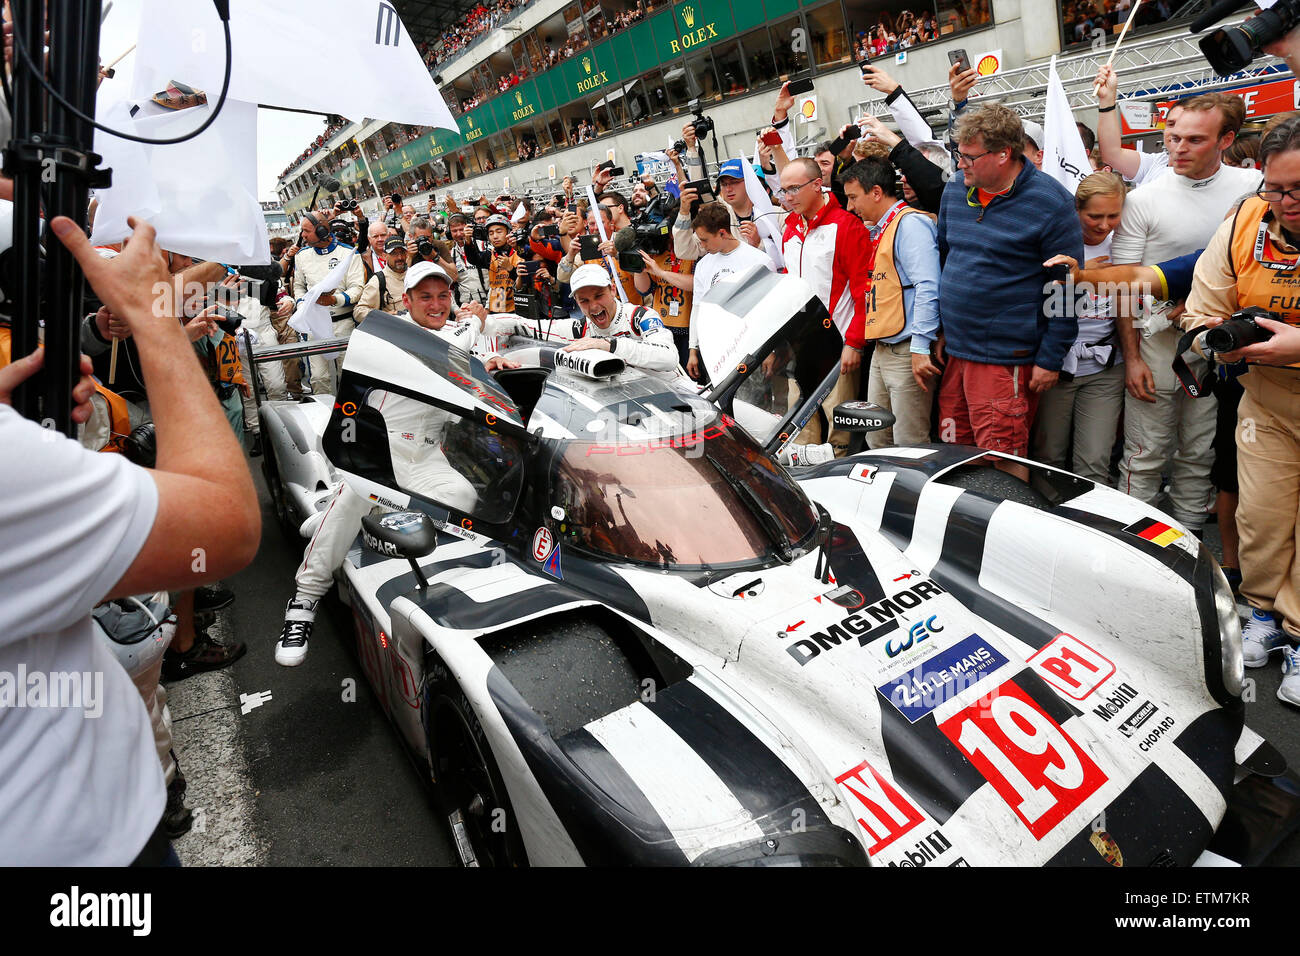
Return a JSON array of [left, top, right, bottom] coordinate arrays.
[[292, 212, 366, 392], [778, 157, 873, 455], [353, 237, 408, 323], [1179, 115, 1300, 706], [274, 263, 516, 666], [841, 158, 941, 448]]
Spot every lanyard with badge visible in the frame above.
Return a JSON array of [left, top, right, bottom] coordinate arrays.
[[871, 201, 907, 241], [1253, 210, 1300, 272]]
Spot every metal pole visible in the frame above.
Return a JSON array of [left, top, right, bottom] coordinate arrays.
[[7, 0, 46, 422]]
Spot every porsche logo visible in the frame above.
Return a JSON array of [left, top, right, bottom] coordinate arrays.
[[582, 56, 592, 74], [682, 5, 695, 27], [1090, 830, 1124, 867]]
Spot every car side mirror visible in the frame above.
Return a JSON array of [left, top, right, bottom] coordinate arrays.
[[361, 511, 438, 590], [832, 401, 895, 434]]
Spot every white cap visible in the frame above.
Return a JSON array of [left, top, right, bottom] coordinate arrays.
[[570, 263, 612, 293], [404, 260, 453, 291], [1021, 120, 1044, 150]]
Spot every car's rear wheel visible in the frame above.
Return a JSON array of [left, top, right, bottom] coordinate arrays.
[[424, 651, 528, 867]]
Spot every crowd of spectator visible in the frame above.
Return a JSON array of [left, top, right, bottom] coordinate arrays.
[[1062, 0, 1189, 46], [419, 0, 534, 67], [854, 3, 994, 62]]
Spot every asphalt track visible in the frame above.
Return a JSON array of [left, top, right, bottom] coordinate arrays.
[[167, 453, 1300, 867]]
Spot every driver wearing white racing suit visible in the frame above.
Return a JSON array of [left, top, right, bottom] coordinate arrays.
[[491, 262, 690, 388], [274, 263, 518, 666]]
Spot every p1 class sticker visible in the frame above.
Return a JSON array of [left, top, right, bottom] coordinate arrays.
[[532, 527, 554, 562], [1027, 633, 1115, 701], [849, 463, 878, 484]]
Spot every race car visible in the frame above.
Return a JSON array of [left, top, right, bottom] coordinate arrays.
[[250, 267, 1300, 867]]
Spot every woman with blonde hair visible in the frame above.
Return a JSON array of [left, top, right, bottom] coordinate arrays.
[[1031, 170, 1128, 484]]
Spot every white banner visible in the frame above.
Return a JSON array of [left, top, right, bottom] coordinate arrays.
[[91, 96, 268, 264], [131, 0, 457, 130], [1042, 56, 1094, 195]]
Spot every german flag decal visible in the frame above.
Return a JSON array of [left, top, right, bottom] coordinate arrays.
[[1123, 517, 1185, 547]]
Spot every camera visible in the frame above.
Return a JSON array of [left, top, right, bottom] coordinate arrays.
[[597, 160, 625, 177], [415, 237, 435, 260], [673, 109, 714, 154], [329, 219, 356, 246], [512, 227, 534, 260], [338, 198, 359, 211], [209, 304, 243, 335], [628, 191, 679, 256], [1206, 306, 1276, 353], [472, 223, 488, 243], [1194, 0, 1300, 75]]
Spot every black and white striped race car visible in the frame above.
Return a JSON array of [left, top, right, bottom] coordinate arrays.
[[252, 267, 1300, 867]]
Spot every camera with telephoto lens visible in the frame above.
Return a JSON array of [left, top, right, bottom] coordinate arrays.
[[1193, 0, 1300, 75], [629, 191, 679, 256], [415, 236, 435, 260], [1205, 306, 1276, 353]]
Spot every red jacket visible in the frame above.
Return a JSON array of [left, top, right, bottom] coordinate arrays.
[[781, 195, 874, 350]]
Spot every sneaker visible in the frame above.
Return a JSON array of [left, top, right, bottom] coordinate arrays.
[[275, 598, 317, 667], [1280, 647, 1300, 708], [194, 584, 235, 613], [779, 442, 836, 467], [161, 628, 247, 682], [163, 777, 193, 839], [1242, 608, 1289, 668]]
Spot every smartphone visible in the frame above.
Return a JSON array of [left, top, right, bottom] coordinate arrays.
[[843, 124, 862, 140], [761, 129, 783, 147], [579, 234, 600, 260], [860, 61, 875, 75], [618, 250, 645, 273], [566, 202, 578, 214], [541, 224, 560, 238], [684, 179, 715, 203], [524, 259, 543, 275], [948, 49, 970, 73], [786, 77, 815, 96]]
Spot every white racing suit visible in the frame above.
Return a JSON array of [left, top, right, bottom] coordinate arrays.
[[486, 302, 691, 389], [293, 313, 482, 603]]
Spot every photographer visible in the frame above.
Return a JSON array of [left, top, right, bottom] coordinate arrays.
[[405, 215, 457, 277], [354, 237, 409, 322], [446, 213, 486, 305], [0, 216, 259, 865], [464, 213, 526, 313], [1179, 113, 1300, 705], [612, 188, 695, 371], [676, 118, 709, 183]]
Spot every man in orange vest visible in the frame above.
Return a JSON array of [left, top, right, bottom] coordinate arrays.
[[841, 158, 942, 447]]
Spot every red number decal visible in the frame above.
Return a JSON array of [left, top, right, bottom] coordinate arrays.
[[940, 680, 1106, 839]]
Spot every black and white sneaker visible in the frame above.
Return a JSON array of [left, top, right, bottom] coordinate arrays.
[[275, 597, 317, 667]]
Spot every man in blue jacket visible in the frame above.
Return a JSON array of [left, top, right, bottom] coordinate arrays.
[[937, 105, 1083, 477]]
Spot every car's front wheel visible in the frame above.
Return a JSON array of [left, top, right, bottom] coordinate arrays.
[[423, 651, 527, 867]]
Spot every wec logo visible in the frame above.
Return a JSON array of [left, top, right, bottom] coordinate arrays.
[[884, 614, 943, 659]]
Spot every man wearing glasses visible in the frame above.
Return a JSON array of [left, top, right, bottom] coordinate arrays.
[[935, 105, 1083, 478], [778, 157, 873, 457]]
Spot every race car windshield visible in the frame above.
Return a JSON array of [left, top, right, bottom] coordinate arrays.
[[551, 415, 818, 569]]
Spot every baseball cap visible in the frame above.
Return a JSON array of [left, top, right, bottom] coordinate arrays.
[[384, 236, 406, 253], [570, 263, 612, 293], [1021, 120, 1044, 151], [718, 158, 746, 181], [485, 213, 511, 228], [404, 261, 453, 291]]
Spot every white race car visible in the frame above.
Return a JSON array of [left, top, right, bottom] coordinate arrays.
[[251, 268, 1300, 867]]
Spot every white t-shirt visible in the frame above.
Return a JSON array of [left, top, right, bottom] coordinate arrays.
[[0, 406, 164, 865], [689, 243, 775, 349], [1131, 149, 1170, 188], [1065, 234, 1123, 377], [1110, 161, 1260, 332]]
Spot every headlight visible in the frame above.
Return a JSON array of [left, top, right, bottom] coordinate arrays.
[[1211, 564, 1244, 698]]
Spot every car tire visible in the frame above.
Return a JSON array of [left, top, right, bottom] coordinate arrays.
[[260, 442, 299, 541], [423, 650, 529, 867]]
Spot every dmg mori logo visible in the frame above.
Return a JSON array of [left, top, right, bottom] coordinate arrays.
[[582, 56, 592, 74], [515, 91, 523, 105], [682, 4, 695, 27], [375, 1, 400, 47]]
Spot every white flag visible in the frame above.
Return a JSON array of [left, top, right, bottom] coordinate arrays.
[[737, 158, 785, 272], [91, 96, 269, 264], [1042, 56, 1093, 195], [289, 250, 357, 340], [131, 0, 457, 130]]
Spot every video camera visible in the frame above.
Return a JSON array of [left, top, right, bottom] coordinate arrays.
[[673, 108, 715, 154], [625, 191, 680, 256], [1193, 0, 1300, 74]]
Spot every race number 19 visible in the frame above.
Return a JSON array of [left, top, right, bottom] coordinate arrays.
[[940, 680, 1106, 839]]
